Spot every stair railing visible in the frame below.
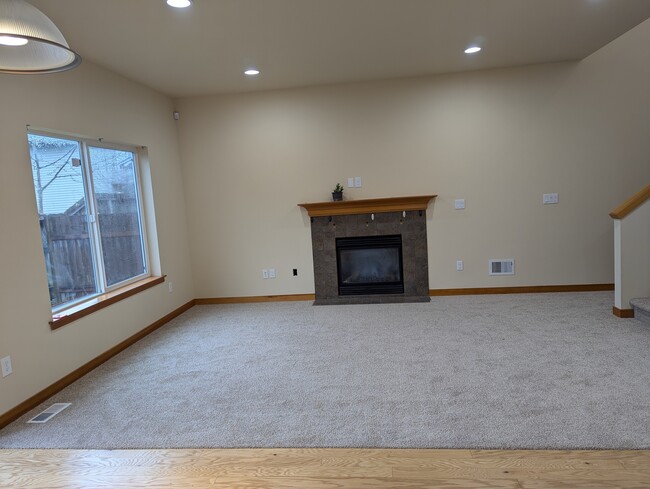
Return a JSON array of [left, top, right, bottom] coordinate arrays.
[[610, 183, 650, 317]]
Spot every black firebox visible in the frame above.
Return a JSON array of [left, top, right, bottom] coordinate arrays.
[[336, 234, 404, 295]]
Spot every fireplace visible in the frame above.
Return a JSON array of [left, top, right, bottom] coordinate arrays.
[[336, 235, 404, 295], [298, 195, 435, 305]]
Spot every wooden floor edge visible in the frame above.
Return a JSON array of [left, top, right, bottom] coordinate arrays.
[[0, 299, 196, 430], [613, 306, 635, 318], [429, 283, 615, 296], [196, 294, 315, 304], [2, 448, 650, 489]]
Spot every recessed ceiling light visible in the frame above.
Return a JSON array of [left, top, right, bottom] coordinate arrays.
[[244, 69, 260, 76], [0, 35, 29, 47], [464, 46, 482, 54], [166, 0, 192, 8]]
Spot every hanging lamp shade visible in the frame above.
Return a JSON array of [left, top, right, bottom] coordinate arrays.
[[0, 0, 81, 74]]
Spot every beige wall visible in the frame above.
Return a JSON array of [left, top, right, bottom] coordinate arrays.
[[0, 62, 194, 415], [176, 20, 650, 299]]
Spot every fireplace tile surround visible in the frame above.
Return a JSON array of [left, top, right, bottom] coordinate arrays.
[[300, 196, 435, 305]]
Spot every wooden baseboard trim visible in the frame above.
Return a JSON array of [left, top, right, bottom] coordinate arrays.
[[429, 283, 614, 296], [196, 294, 316, 305], [613, 306, 635, 318], [0, 299, 196, 430], [197, 286, 615, 304]]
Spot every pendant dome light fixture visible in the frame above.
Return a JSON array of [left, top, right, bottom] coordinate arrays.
[[0, 0, 81, 74]]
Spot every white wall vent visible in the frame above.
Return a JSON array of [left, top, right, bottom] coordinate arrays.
[[489, 259, 515, 276], [27, 403, 71, 424]]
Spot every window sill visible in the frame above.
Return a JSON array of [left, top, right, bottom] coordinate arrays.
[[49, 276, 166, 330]]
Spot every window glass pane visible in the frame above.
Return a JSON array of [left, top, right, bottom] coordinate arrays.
[[88, 146, 146, 287], [28, 134, 98, 308]]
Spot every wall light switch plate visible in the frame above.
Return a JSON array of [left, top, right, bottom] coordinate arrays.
[[543, 193, 559, 204], [456, 260, 464, 271], [454, 199, 466, 210], [269, 268, 276, 279], [168, 282, 173, 293], [354, 176, 362, 188], [262, 269, 269, 279], [1, 356, 12, 377], [347, 177, 355, 188]]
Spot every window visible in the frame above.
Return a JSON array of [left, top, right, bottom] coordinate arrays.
[[28, 132, 149, 313]]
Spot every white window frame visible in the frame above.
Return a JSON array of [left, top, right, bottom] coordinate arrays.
[[29, 130, 150, 314]]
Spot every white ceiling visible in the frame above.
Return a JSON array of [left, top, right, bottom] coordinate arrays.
[[28, 0, 650, 98]]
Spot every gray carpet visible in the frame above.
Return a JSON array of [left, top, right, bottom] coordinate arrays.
[[1, 292, 649, 449]]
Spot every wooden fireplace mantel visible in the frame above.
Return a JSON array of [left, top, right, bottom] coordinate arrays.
[[298, 195, 436, 217]]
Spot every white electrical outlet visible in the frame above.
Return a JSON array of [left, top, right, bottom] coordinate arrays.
[[454, 199, 466, 210], [168, 282, 173, 293], [456, 260, 464, 271], [354, 176, 362, 188], [269, 268, 276, 279], [347, 177, 355, 188], [262, 269, 269, 279], [1, 356, 13, 378]]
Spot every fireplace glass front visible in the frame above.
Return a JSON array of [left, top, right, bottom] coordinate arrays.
[[336, 234, 404, 295]]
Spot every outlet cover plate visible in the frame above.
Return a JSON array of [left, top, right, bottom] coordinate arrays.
[[1, 356, 12, 377]]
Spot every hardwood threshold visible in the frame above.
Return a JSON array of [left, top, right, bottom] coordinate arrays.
[[2, 448, 649, 488], [50, 276, 166, 330], [0, 299, 195, 430]]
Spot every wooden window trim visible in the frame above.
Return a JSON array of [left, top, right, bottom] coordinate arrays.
[[49, 276, 165, 330]]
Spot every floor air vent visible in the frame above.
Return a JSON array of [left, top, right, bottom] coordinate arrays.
[[27, 403, 71, 424], [489, 259, 515, 276]]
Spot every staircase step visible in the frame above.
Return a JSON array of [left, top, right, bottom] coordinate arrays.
[[630, 297, 650, 324]]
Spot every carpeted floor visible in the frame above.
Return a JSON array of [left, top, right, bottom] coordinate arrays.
[[1, 291, 649, 449]]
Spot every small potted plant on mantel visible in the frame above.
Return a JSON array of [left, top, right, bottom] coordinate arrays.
[[332, 183, 344, 201]]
